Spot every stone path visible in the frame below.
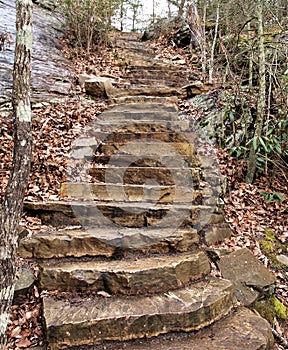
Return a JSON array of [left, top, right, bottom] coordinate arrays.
[[18, 32, 274, 349]]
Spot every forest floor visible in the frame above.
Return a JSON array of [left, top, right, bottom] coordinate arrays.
[[1, 34, 287, 349]]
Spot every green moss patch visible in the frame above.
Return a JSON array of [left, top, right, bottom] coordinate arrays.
[[253, 296, 287, 324], [259, 229, 288, 271]]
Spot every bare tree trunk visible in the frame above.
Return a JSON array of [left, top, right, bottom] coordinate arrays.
[[120, 0, 124, 31], [187, 2, 206, 80], [246, 0, 266, 183], [248, 22, 254, 90], [0, 0, 32, 347], [201, 2, 207, 80], [208, 0, 219, 83]]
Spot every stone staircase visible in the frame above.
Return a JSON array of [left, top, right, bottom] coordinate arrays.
[[18, 33, 274, 349], [110, 32, 190, 99]]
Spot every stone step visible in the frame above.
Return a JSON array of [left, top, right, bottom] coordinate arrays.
[[43, 277, 235, 350], [107, 102, 178, 113], [23, 200, 220, 228], [114, 43, 153, 53], [127, 78, 182, 87], [96, 141, 196, 159], [111, 86, 184, 98], [89, 119, 191, 133], [92, 154, 200, 168], [60, 183, 205, 203], [100, 110, 178, 121], [91, 118, 193, 133], [87, 166, 200, 187], [126, 65, 185, 73], [18, 226, 200, 259], [87, 308, 274, 350], [77, 131, 197, 145], [69, 134, 198, 162], [108, 95, 178, 106], [72, 128, 197, 150], [123, 57, 158, 65], [39, 251, 211, 294]]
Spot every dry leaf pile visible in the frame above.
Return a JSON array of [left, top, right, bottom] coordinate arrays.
[[0, 97, 107, 202], [6, 286, 43, 350], [61, 37, 124, 87]]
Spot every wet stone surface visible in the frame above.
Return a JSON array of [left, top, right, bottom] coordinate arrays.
[[0, 0, 73, 108]]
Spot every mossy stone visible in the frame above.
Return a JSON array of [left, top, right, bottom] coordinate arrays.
[[253, 296, 287, 324], [259, 229, 288, 271]]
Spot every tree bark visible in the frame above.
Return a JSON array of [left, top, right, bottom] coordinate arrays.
[[208, 0, 220, 83], [0, 0, 32, 347], [245, 0, 266, 183]]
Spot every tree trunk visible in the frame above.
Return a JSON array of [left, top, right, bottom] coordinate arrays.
[[245, 0, 266, 183], [208, 0, 220, 83], [248, 21, 254, 90], [187, 3, 203, 49], [201, 2, 207, 80], [0, 0, 32, 347]]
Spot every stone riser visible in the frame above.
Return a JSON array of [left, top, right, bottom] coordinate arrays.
[[92, 154, 200, 168], [74, 132, 197, 149], [96, 142, 196, 160], [60, 183, 204, 203], [108, 96, 179, 106], [23, 201, 220, 228], [125, 67, 188, 76], [109, 103, 178, 113], [111, 86, 184, 98], [91, 119, 191, 132], [39, 251, 211, 294], [100, 111, 178, 121], [87, 167, 201, 187], [127, 78, 182, 87], [125, 65, 183, 72]]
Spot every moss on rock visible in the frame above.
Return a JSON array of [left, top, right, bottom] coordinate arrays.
[[253, 296, 287, 324], [259, 229, 288, 271]]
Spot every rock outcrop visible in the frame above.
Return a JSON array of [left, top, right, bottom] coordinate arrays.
[[0, 0, 72, 108]]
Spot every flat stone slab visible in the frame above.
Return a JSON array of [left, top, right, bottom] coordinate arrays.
[[77, 131, 197, 145], [87, 167, 200, 187], [101, 110, 178, 121], [107, 102, 178, 113], [108, 96, 178, 108], [39, 251, 211, 294], [97, 141, 196, 159], [218, 248, 276, 306], [93, 154, 200, 168], [111, 86, 183, 98], [43, 277, 235, 349], [88, 119, 191, 133], [18, 227, 200, 259], [87, 308, 273, 350], [61, 183, 202, 203], [23, 201, 218, 229]]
